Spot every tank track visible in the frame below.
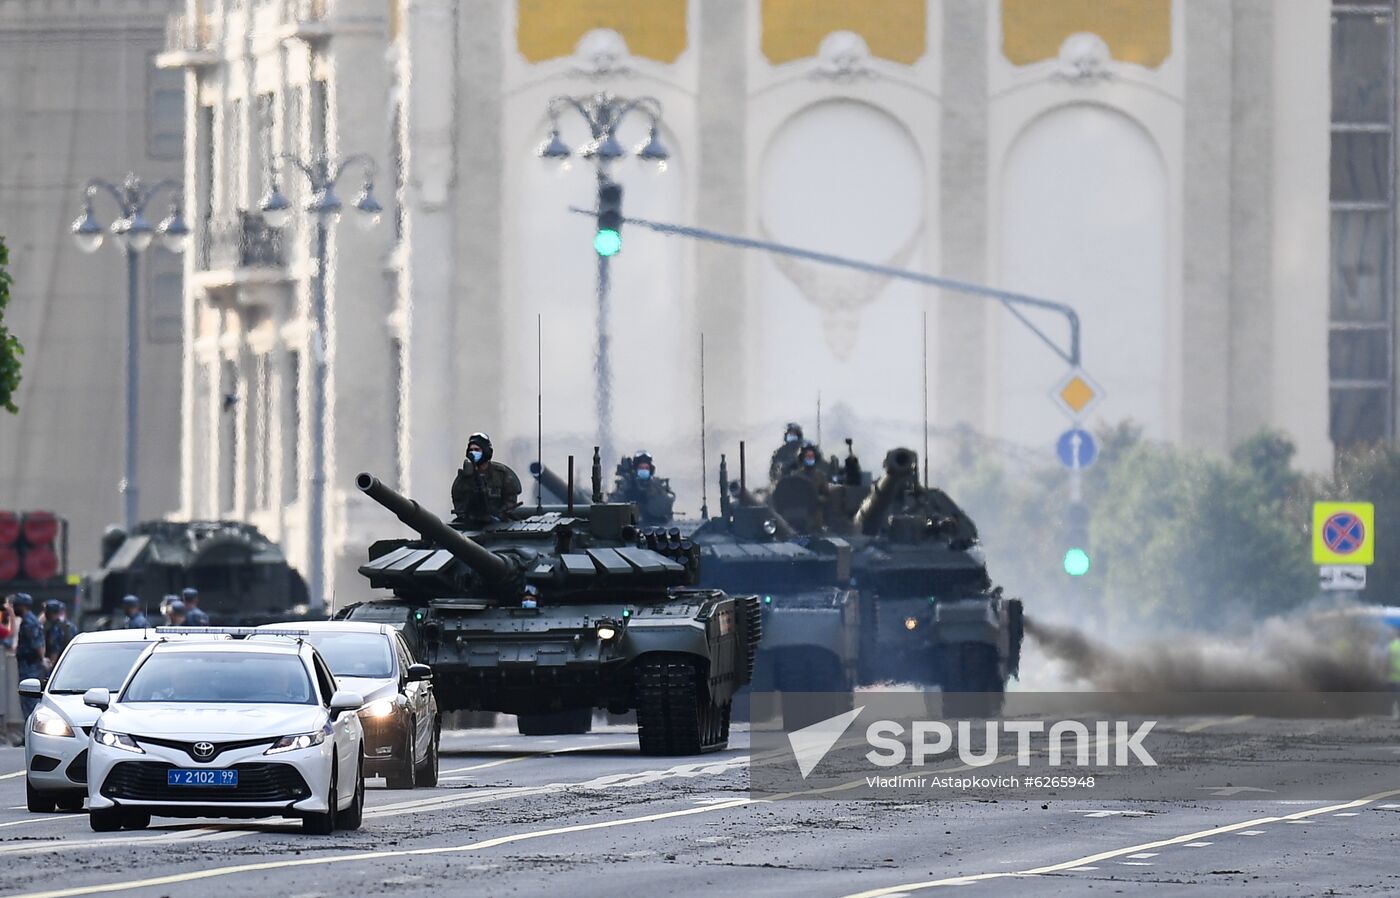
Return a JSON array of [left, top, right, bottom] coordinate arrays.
[[635, 656, 731, 755], [739, 595, 763, 683]]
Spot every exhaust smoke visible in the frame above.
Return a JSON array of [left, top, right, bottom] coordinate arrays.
[[1024, 612, 1391, 692]]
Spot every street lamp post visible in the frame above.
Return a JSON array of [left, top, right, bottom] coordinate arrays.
[[537, 93, 670, 462], [71, 174, 190, 530], [259, 154, 382, 612]]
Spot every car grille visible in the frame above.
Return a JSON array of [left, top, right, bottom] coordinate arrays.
[[66, 750, 88, 784], [101, 762, 310, 803]]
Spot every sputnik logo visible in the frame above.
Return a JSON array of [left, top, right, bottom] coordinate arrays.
[[787, 706, 864, 778]]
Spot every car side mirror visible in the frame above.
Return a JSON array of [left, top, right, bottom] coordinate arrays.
[[328, 690, 363, 719], [406, 663, 433, 682], [18, 678, 43, 698], [83, 687, 111, 710]]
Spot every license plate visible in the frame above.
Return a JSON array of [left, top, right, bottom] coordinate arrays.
[[166, 768, 238, 787]]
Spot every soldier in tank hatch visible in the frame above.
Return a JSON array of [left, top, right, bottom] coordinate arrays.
[[451, 432, 522, 525], [769, 422, 805, 483], [608, 450, 676, 526]]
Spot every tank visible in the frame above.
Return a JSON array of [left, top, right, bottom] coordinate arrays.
[[80, 520, 311, 628], [338, 472, 762, 755], [842, 448, 1024, 717], [689, 453, 859, 727]]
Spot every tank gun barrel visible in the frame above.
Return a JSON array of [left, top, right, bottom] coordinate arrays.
[[356, 472, 514, 585], [529, 462, 591, 507], [853, 448, 919, 535]]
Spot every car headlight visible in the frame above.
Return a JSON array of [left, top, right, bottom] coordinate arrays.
[[93, 727, 143, 754], [358, 699, 396, 719], [596, 625, 618, 641], [31, 709, 74, 738], [265, 726, 330, 755]]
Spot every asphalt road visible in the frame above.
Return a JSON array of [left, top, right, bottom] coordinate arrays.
[[0, 713, 1397, 897]]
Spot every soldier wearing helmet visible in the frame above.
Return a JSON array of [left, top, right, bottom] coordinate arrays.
[[608, 450, 675, 526], [451, 432, 522, 525], [769, 422, 805, 484], [792, 441, 834, 490]]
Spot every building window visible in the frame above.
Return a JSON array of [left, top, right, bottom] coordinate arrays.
[[310, 80, 328, 159], [1329, 2, 1397, 447], [229, 98, 245, 210], [256, 92, 276, 200], [220, 359, 239, 513], [251, 354, 273, 509], [391, 100, 405, 242], [147, 63, 184, 160], [197, 105, 215, 267], [147, 271, 182, 343], [285, 350, 302, 502]]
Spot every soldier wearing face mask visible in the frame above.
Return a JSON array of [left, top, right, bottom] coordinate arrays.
[[769, 422, 805, 484], [608, 450, 675, 526], [451, 432, 522, 525]]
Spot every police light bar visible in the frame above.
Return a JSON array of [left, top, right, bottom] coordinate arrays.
[[155, 626, 310, 639]]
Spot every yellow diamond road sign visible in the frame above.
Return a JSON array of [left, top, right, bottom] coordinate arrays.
[[1051, 368, 1104, 420], [1312, 501, 1374, 566]]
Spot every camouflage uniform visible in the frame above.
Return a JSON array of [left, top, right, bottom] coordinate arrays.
[[452, 461, 523, 524], [769, 441, 802, 484]]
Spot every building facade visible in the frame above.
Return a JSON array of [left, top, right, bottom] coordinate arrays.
[[166, 0, 1389, 604], [0, 0, 185, 571]]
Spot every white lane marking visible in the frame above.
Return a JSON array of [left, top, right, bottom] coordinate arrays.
[[1239, 830, 1267, 836], [0, 815, 84, 830], [1332, 812, 1360, 817], [1184, 842, 1213, 847], [0, 771, 27, 781], [10, 797, 758, 898], [834, 787, 1400, 897], [1065, 867, 1098, 872], [1119, 862, 1153, 866], [0, 826, 222, 858], [1126, 853, 1157, 859], [1182, 714, 1254, 733], [1084, 810, 1148, 818], [437, 739, 634, 776], [1378, 803, 1400, 809]]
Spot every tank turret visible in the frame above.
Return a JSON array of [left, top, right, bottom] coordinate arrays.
[[853, 448, 919, 535]]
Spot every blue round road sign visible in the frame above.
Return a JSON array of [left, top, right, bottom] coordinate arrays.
[[1056, 428, 1098, 469], [1322, 512, 1366, 555]]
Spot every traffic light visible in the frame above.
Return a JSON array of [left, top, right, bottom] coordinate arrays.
[[1061, 501, 1090, 576], [595, 181, 623, 257]]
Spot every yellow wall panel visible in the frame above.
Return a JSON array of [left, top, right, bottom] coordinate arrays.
[[761, 0, 926, 66], [1001, 0, 1172, 68], [517, 0, 688, 64]]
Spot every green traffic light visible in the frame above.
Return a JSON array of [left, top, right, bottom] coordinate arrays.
[[1063, 548, 1091, 577], [594, 228, 622, 257]]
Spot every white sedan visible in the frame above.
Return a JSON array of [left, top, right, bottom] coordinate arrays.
[[84, 635, 366, 834], [23, 630, 171, 812]]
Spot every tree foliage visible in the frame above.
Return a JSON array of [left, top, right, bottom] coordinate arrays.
[[940, 424, 1316, 628], [0, 235, 21, 413]]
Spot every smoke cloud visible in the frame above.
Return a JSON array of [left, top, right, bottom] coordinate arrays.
[[1024, 611, 1392, 692]]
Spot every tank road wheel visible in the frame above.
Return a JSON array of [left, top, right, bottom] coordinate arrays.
[[516, 708, 593, 736], [635, 657, 730, 756], [940, 643, 1005, 719]]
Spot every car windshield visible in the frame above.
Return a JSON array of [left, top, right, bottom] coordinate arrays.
[[303, 633, 395, 679], [122, 652, 315, 704], [47, 642, 150, 693]]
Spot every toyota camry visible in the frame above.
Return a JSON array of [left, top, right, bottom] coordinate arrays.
[[84, 634, 365, 834]]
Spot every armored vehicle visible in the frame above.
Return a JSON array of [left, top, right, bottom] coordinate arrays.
[[845, 448, 1023, 717], [338, 472, 761, 755], [81, 520, 310, 629], [689, 453, 859, 726]]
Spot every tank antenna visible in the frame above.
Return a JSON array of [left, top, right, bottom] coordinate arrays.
[[739, 440, 747, 496], [566, 455, 575, 516], [817, 391, 822, 448], [536, 313, 543, 514], [921, 309, 930, 488], [591, 446, 603, 503], [699, 333, 709, 520]]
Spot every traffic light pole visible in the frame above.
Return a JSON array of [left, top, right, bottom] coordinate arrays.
[[594, 192, 613, 464]]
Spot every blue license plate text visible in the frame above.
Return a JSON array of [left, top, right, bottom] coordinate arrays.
[[166, 768, 238, 787]]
